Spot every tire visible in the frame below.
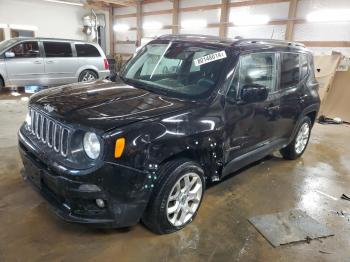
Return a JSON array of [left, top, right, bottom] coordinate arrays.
[[280, 116, 312, 160], [0, 77, 4, 92], [142, 159, 205, 234], [78, 70, 98, 82]]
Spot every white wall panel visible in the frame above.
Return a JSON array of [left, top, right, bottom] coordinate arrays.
[[143, 14, 172, 26], [114, 6, 136, 15], [115, 17, 137, 28], [228, 25, 286, 40], [115, 43, 136, 54], [294, 23, 350, 41], [180, 0, 221, 8], [308, 47, 350, 56], [143, 1, 172, 12], [115, 31, 137, 41], [229, 2, 289, 21], [180, 9, 221, 25], [180, 27, 220, 36], [143, 29, 172, 38], [297, 0, 350, 19]]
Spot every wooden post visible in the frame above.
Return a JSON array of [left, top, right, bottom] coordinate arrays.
[[172, 0, 180, 34], [219, 0, 229, 37], [109, 6, 115, 56], [285, 0, 298, 41], [136, 0, 143, 47]]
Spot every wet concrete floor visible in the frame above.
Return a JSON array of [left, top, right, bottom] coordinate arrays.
[[0, 98, 350, 261]]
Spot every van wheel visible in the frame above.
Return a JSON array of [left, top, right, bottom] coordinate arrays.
[[280, 116, 311, 160], [142, 159, 205, 234], [78, 70, 98, 82]]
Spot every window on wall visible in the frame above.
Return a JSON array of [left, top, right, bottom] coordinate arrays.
[[10, 29, 35, 38], [43, 42, 73, 57], [76, 44, 101, 57], [280, 53, 300, 89], [9, 41, 40, 58]]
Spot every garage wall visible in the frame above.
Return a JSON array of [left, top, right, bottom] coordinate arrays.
[[0, 0, 111, 55], [113, 0, 350, 57]]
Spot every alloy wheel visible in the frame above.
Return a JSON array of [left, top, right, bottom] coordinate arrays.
[[166, 172, 203, 227], [295, 122, 310, 154]]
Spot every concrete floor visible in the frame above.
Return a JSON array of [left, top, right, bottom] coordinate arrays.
[[1, 95, 350, 262]]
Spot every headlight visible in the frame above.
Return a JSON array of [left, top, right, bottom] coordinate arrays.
[[83, 132, 101, 160], [25, 112, 31, 128]]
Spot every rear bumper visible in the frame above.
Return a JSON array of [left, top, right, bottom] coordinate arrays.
[[18, 130, 154, 228], [98, 70, 110, 80]]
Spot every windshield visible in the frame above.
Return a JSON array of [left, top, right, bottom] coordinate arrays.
[[0, 39, 18, 53], [121, 41, 228, 99]]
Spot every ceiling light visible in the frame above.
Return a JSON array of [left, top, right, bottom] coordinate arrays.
[[307, 9, 350, 22], [143, 22, 163, 30], [113, 24, 130, 32], [43, 0, 83, 6], [0, 24, 8, 28], [231, 14, 270, 26], [181, 19, 207, 29], [10, 24, 38, 31]]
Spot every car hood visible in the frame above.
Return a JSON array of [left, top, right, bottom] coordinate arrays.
[[30, 80, 195, 131]]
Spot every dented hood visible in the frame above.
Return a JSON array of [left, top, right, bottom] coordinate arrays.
[[30, 81, 195, 131]]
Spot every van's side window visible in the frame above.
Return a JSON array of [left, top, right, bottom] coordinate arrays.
[[227, 53, 276, 99], [44, 42, 72, 58], [280, 53, 300, 89], [76, 44, 100, 57], [9, 42, 39, 58]]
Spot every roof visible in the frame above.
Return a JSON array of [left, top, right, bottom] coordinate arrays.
[[156, 34, 308, 51], [8, 37, 93, 43]]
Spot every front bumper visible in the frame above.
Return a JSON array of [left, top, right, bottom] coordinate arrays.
[[18, 129, 154, 228]]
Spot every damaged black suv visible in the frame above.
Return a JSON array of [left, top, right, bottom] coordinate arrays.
[[19, 35, 320, 234]]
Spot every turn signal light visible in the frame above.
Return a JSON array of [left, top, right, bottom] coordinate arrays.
[[114, 138, 125, 158]]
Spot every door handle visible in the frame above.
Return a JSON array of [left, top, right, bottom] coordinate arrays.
[[46, 60, 55, 64], [33, 60, 42, 64]]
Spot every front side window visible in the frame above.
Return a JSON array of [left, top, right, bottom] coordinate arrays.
[[44, 42, 72, 57], [76, 44, 100, 57], [280, 53, 300, 89], [121, 42, 227, 98], [227, 52, 277, 99], [8, 41, 40, 58]]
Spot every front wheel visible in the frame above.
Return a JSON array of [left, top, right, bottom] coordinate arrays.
[[78, 70, 98, 82], [280, 116, 311, 160], [142, 159, 205, 234]]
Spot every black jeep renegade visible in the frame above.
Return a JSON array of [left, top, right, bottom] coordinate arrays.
[[18, 35, 320, 234]]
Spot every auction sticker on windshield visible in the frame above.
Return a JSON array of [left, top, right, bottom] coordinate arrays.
[[194, 51, 227, 66]]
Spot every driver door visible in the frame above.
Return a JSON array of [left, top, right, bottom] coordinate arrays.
[[223, 52, 280, 164], [5, 41, 45, 87]]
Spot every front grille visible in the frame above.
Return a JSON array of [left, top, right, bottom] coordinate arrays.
[[28, 108, 70, 157]]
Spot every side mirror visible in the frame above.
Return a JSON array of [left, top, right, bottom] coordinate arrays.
[[5, 51, 15, 58], [240, 84, 268, 103]]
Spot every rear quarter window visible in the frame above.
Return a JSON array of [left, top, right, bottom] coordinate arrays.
[[280, 53, 300, 89], [76, 44, 100, 57]]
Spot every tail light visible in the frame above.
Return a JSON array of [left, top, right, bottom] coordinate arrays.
[[104, 58, 109, 70]]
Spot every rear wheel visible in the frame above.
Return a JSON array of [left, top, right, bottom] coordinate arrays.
[[142, 159, 205, 234], [78, 70, 98, 82], [280, 116, 311, 160], [0, 77, 4, 92]]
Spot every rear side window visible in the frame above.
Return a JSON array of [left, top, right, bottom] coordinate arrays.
[[280, 53, 300, 89], [8, 41, 40, 58], [76, 44, 100, 57], [44, 42, 72, 57], [300, 53, 309, 79]]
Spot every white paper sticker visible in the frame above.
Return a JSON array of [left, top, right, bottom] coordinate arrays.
[[194, 51, 227, 66]]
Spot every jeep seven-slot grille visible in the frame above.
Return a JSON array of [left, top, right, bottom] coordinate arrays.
[[28, 108, 70, 157]]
